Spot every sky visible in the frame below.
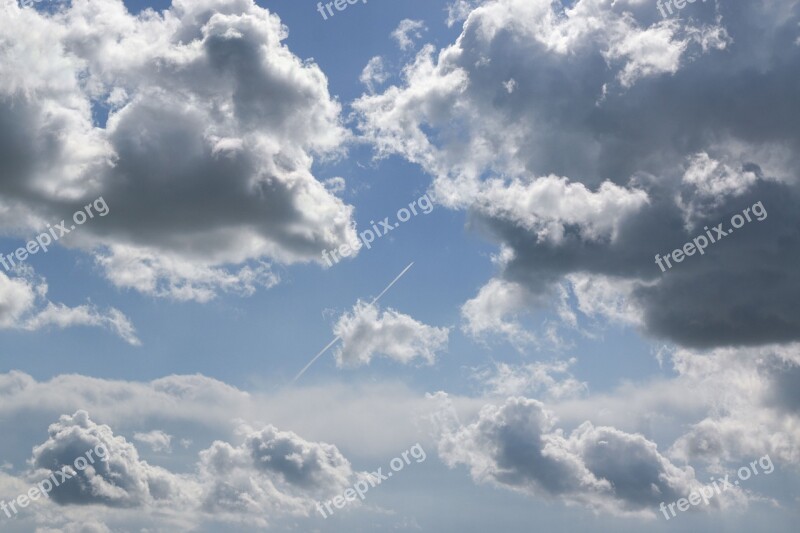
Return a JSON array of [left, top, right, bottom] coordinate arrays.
[[0, 0, 798, 531]]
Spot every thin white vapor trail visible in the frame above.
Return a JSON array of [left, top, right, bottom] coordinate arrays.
[[291, 262, 414, 384]]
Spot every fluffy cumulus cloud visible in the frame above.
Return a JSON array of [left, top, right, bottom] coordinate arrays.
[[333, 300, 450, 367], [546, 343, 800, 477], [0, 371, 436, 529], [6, 408, 358, 529], [198, 424, 355, 525], [434, 395, 707, 516], [0, 0, 357, 301], [30, 410, 188, 508], [0, 354, 795, 525], [0, 269, 139, 344], [355, 0, 800, 349], [422, 339, 800, 518]]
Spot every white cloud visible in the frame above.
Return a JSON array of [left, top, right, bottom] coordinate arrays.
[[0, 270, 139, 345], [391, 19, 427, 51], [95, 246, 279, 303], [473, 359, 588, 400], [198, 424, 356, 524], [333, 300, 449, 367], [565, 272, 647, 327], [461, 278, 540, 347], [667, 345, 800, 467], [473, 175, 649, 244], [35, 522, 112, 533], [676, 152, 762, 229], [133, 430, 173, 453], [0, 370, 431, 463], [359, 56, 390, 94]]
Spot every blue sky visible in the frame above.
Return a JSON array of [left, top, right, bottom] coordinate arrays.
[[0, 0, 798, 532]]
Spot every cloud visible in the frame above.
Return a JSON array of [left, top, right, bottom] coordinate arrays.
[[0, 349, 795, 528], [472, 175, 650, 245], [461, 277, 549, 347], [333, 300, 449, 367], [35, 522, 111, 533], [359, 56, 390, 94], [133, 430, 173, 453], [198, 424, 356, 524], [460, 258, 581, 350], [391, 19, 426, 51], [472, 359, 588, 400], [30, 410, 188, 508], [356, 0, 800, 349], [666, 344, 800, 467], [0, 370, 431, 465], [564, 273, 646, 327], [0, 0, 357, 301], [434, 395, 706, 516], [0, 269, 139, 345], [15, 409, 359, 529]]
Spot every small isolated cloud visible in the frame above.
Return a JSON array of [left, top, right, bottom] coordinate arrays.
[[360, 56, 390, 94], [333, 300, 449, 367], [392, 19, 427, 51], [133, 430, 173, 453]]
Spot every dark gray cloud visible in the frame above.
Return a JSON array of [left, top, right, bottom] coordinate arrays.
[[356, 0, 800, 348]]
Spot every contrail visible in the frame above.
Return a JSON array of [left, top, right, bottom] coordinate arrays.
[[291, 262, 414, 384]]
